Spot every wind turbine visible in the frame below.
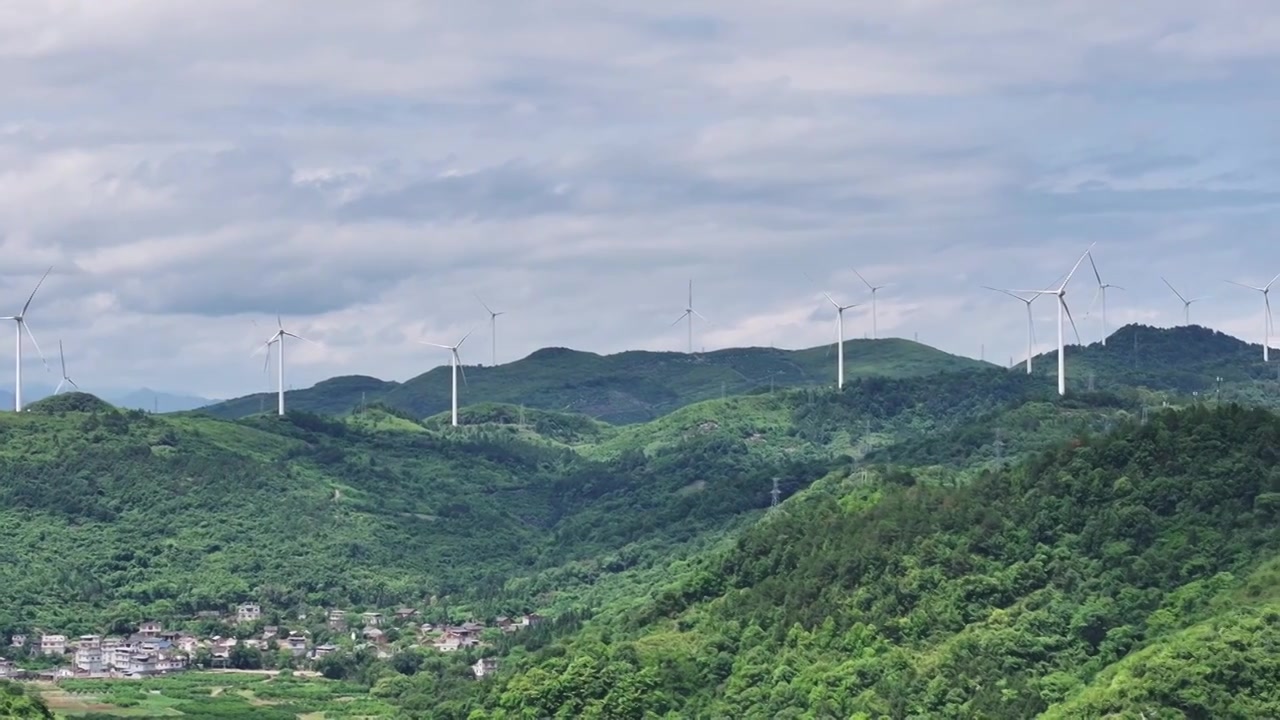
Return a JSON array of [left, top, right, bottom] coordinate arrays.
[[1161, 278, 1204, 326], [422, 329, 474, 427], [671, 279, 707, 353], [982, 287, 1038, 374], [1009, 244, 1093, 396], [253, 316, 315, 416], [1085, 252, 1123, 346], [822, 291, 861, 389], [1226, 273, 1280, 362], [852, 268, 888, 339], [1, 267, 52, 411], [54, 340, 78, 395], [475, 294, 505, 367]]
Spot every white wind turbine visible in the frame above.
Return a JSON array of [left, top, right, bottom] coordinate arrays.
[[1226, 272, 1280, 362], [2, 267, 52, 411], [982, 287, 1038, 374], [475, 294, 505, 367], [1161, 277, 1205, 326], [54, 340, 79, 395], [1009, 244, 1093, 396], [822, 291, 861, 389], [1085, 252, 1123, 346], [253, 316, 315, 416], [670, 279, 707, 353], [852, 269, 888, 339], [422, 329, 474, 427]]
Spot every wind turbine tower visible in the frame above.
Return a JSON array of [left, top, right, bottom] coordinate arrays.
[[1086, 252, 1123, 346], [2, 267, 52, 411], [822, 291, 860, 389], [1010, 244, 1093, 395], [1161, 278, 1204, 326], [255, 316, 315, 416], [671, 280, 707, 353], [982, 286, 1038, 374], [1226, 273, 1280, 362], [54, 340, 79, 394], [475, 294, 505, 367], [852, 268, 888, 339], [423, 330, 474, 427]]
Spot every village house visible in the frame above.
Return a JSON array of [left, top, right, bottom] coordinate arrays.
[[236, 603, 262, 624], [139, 621, 163, 638], [9, 634, 26, 648], [74, 644, 106, 674], [361, 612, 383, 627], [472, 657, 498, 679], [40, 634, 67, 656], [0, 659, 16, 678], [361, 627, 385, 644], [312, 644, 337, 659], [262, 626, 279, 640], [77, 635, 102, 650], [284, 634, 308, 656], [520, 613, 544, 628], [177, 635, 199, 654], [195, 610, 222, 621], [394, 607, 418, 622], [327, 609, 347, 630]]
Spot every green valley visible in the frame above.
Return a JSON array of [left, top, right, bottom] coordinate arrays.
[[5, 326, 1280, 718]]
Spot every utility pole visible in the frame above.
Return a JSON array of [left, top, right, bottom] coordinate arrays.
[[769, 477, 780, 511], [1216, 376, 1222, 404], [994, 428, 1004, 464]]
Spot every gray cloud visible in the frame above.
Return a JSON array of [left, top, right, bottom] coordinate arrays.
[[0, 1, 1277, 398]]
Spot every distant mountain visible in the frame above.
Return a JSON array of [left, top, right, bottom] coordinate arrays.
[[0, 384, 217, 413], [105, 388, 220, 413], [199, 339, 992, 422]]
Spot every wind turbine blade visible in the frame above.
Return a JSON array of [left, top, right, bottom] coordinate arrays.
[[456, 327, 476, 347], [67, 377, 79, 390], [1226, 280, 1263, 291], [457, 352, 469, 386], [1087, 251, 1103, 286], [263, 344, 272, 373], [277, 314, 283, 329], [822, 291, 839, 308], [982, 286, 1032, 302], [59, 339, 67, 377], [1062, 298, 1081, 344], [282, 331, 317, 344], [1267, 272, 1280, 291], [1161, 277, 1188, 304], [420, 341, 453, 349], [22, 322, 48, 370], [54, 378, 64, 395], [1084, 286, 1101, 319], [474, 292, 495, 315], [1110, 285, 1126, 292], [691, 309, 709, 322], [20, 266, 52, 317], [1060, 244, 1094, 288], [670, 312, 688, 327], [851, 268, 874, 291]]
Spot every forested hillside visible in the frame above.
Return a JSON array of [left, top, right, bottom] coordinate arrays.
[[200, 338, 989, 423], [449, 405, 1280, 718]]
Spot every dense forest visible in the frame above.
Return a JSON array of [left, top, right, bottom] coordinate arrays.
[[6, 326, 1280, 717]]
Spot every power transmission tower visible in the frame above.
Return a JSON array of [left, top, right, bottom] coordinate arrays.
[[769, 477, 780, 511]]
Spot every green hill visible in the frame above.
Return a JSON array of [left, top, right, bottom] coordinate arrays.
[[448, 405, 1280, 718], [1033, 324, 1280, 403], [200, 339, 992, 423]]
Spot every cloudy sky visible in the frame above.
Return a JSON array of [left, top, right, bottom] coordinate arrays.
[[2, 1, 1279, 399]]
